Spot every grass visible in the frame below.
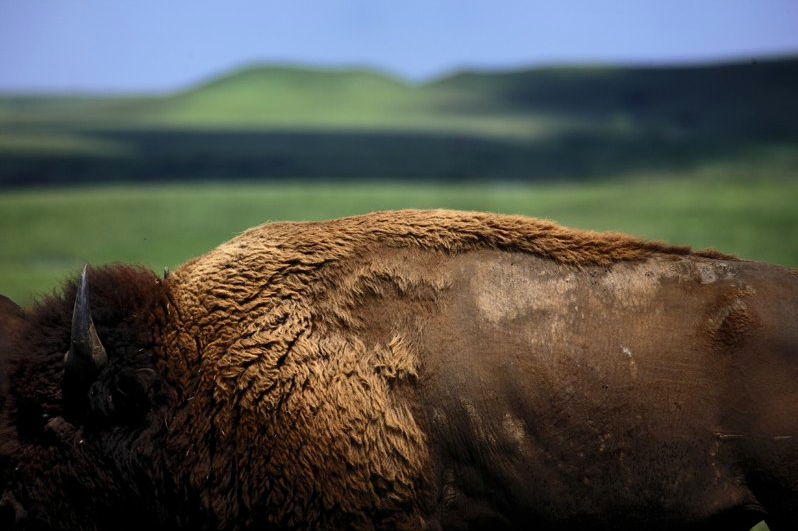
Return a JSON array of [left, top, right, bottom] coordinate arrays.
[[0, 61, 793, 531], [0, 131, 132, 156], [2, 58, 796, 186], [1, 178, 796, 307], [0, 181, 785, 531]]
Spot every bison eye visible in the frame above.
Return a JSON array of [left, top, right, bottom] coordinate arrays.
[[87, 367, 158, 422], [111, 368, 158, 420]]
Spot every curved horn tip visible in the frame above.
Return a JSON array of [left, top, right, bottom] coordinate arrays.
[[65, 265, 107, 385], [77, 264, 89, 305]]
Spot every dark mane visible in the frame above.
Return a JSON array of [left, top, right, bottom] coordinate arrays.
[[7, 265, 168, 436]]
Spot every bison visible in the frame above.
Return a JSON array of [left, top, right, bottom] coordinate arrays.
[[1, 209, 797, 530]]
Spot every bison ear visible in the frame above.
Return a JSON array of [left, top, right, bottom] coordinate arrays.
[[0, 294, 25, 356], [0, 294, 25, 350], [63, 266, 108, 402], [111, 368, 158, 420], [0, 294, 24, 321], [0, 294, 26, 412], [88, 367, 158, 421]]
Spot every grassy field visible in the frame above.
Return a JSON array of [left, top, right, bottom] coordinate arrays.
[[0, 60, 793, 531], [2, 58, 796, 186], [1, 178, 796, 307]]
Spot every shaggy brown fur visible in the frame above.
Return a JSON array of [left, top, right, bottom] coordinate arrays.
[[159, 210, 734, 528], [8, 209, 798, 531], [1, 266, 180, 530]]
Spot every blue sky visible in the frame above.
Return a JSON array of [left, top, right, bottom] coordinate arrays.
[[1, 0, 797, 93]]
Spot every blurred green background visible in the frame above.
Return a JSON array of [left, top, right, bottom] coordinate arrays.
[[2, 59, 797, 307], [1, 4, 796, 529]]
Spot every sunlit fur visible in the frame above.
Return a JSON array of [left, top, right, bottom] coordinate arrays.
[[10, 210, 793, 530]]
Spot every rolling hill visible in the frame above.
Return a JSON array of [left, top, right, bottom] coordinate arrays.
[[1, 58, 797, 185]]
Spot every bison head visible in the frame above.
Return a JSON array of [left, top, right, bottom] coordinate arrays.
[[0, 266, 183, 530]]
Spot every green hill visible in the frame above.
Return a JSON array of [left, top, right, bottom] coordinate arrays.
[[1, 58, 797, 185], [130, 66, 422, 127], [427, 59, 798, 136]]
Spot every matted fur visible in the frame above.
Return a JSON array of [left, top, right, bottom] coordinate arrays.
[[15, 209, 792, 529], [1, 266, 178, 530], [159, 209, 732, 528]]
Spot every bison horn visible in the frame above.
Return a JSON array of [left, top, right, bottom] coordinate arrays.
[[65, 266, 107, 389]]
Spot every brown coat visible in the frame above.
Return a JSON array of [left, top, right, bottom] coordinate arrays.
[[2, 210, 796, 530]]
